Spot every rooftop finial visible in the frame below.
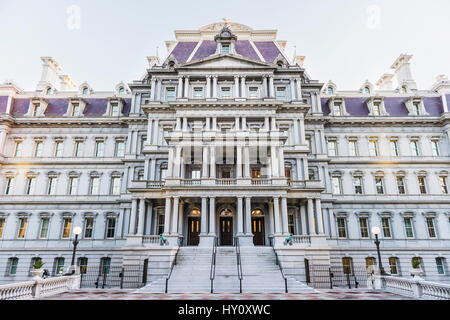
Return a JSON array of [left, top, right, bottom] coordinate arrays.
[[222, 18, 230, 27]]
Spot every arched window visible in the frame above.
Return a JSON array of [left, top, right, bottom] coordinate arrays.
[[277, 61, 284, 68], [400, 85, 407, 94], [82, 87, 89, 95], [251, 209, 263, 216], [118, 87, 125, 94], [190, 209, 201, 216], [327, 87, 334, 94], [364, 87, 370, 94], [46, 87, 52, 94], [219, 208, 233, 216]]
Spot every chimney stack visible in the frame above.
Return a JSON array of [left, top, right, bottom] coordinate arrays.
[[59, 75, 77, 91], [376, 73, 394, 90], [391, 54, 417, 90], [36, 57, 62, 91]]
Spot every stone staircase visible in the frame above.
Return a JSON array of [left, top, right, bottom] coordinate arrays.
[[137, 246, 314, 293]]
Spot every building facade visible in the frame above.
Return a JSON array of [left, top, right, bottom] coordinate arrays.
[[0, 22, 449, 285]]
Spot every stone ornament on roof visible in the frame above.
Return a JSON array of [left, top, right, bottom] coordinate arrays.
[[199, 21, 253, 32]]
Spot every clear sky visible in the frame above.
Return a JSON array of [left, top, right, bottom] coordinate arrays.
[[1, 0, 449, 91]]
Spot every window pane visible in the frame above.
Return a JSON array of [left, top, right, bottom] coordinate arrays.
[[382, 217, 391, 237], [62, 218, 72, 238], [18, 218, 27, 238], [360, 218, 369, 238], [40, 218, 49, 238]]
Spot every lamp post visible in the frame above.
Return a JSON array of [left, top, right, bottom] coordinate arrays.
[[70, 226, 82, 273], [371, 226, 387, 275]]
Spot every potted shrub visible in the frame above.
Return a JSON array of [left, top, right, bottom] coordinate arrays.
[[410, 259, 424, 280], [31, 260, 45, 279]]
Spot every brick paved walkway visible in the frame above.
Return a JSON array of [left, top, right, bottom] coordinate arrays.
[[42, 288, 412, 300]]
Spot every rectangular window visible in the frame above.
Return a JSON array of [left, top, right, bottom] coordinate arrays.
[[221, 44, 230, 53], [158, 214, 165, 235], [0, 218, 5, 238], [54, 258, 65, 276], [426, 217, 436, 238], [411, 257, 422, 269], [396, 177, 406, 194], [431, 141, 440, 156], [436, 258, 446, 275], [359, 217, 369, 238], [166, 88, 176, 101], [413, 103, 420, 115], [221, 87, 231, 99], [9, 258, 18, 275], [14, 142, 23, 157], [191, 170, 201, 179], [100, 257, 111, 275], [90, 177, 100, 195], [34, 142, 43, 157], [17, 218, 27, 238], [72, 104, 80, 117], [5, 177, 15, 195], [365, 257, 376, 268], [84, 217, 94, 238], [68, 177, 78, 195], [418, 177, 427, 194], [382, 217, 392, 238], [327, 141, 337, 156], [332, 177, 342, 194], [111, 177, 121, 195], [390, 140, 399, 156], [288, 212, 295, 235], [348, 141, 357, 156], [193, 87, 204, 99], [249, 87, 259, 99], [26, 177, 36, 195], [115, 141, 125, 157], [389, 257, 399, 275], [276, 87, 286, 101], [375, 177, 384, 194], [39, 218, 50, 239], [337, 217, 347, 238], [373, 103, 381, 116], [342, 257, 352, 274], [62, 218, 72, 238], [47, 177, 57, 195], [410, 140, 420, 156], [333, 103, 342, 116], [368, 140, 378, 156], [404, 217, 414, 238], [55, 141, 63, 157], [160, 168, 167, 181], [33, 104, 41, 117], [106, 218, 116, 238], [353, 177, 363, 194], [74, 141, 83, 157], [78, 257, 88, 274], [95, 141, 105, 157], [110, 104, 119, 117], [440, 177, 448, 194]]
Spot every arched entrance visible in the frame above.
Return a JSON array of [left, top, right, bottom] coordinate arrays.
[[187, 208, 201, 246], [219, 208, 233, 246], [251, 208, 265, 246]]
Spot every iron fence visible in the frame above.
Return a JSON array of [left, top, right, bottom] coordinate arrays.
[[306, 264, 373, 289], [79, 265, 147, 289]]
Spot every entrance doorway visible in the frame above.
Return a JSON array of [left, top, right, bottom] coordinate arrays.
[[188, 216, 200, 246], [252, 216, 265, 246], [220, 216, 233, 246]]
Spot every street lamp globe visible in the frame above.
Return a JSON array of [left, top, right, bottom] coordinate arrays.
[[73, 226, 82, 236], [371, 226, 381, 236]]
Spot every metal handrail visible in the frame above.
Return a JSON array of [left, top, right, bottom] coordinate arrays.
[[209, 236, 218, 293], [234, 237, 243, 293], [271, 241, 288, 293], [164, 245, 180, 293]]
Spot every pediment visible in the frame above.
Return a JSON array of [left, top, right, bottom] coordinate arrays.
[[180, 54, 273, 69]]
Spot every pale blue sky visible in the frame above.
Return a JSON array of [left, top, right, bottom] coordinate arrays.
[[1, 0, 449, 91]]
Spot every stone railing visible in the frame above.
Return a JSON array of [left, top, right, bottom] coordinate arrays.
[[291, 235, 311, 245], [146, 181, 165, 188], [251, 178, 272, 185], [372, 275, 450, 300], [0, 275, 80, 300], [142, 235, 162, 245], [181, 179, 201, 186], [215, 178, 237, 185]]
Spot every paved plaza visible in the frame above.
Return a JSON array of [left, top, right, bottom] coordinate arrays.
[[41, 289, 412, 300]]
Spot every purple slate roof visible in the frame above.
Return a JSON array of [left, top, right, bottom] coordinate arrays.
[[253, 42, 282, 63], [122, 98, 131, 116], [383, 97, 410, 116], [345, 98, 369, 116], [423, 97, 443, 116], [0, 96, 8, 113], [44, 99, 69, 117], [321, 98, 330, 115], [446, 94, 450, 111], [11, 98, 30, 116], [235, 40, 260, 61], [191, 40, 216, 61], [83, 99, 108, 116], [171, 42, 198, 63]]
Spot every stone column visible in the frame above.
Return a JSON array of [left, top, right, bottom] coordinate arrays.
[[137, 199, 146, 235], [171, 197, 179, 235], [281, 197, 288, 234], [184, 76, 189, 98], [210, 146, 216, 178], [242, 117, 247, 130], [271, 146, 279, 178], [212, 76, 217, 98], [263, 76, 268, 98], [182, 117, 188, 131], [245, 197, 252, 235], [146, 202, 153, 235], [235, 117, 240, 131], [176, 117, 181, 131], [234, 75, 240, 98], [241, 76, 246, 98], [296, 78, 302, 101], [147, 117, 153, 145], [149, 159, 156, 180], [150, 78, 156, 100], [202, 146, 209, 178], [264, 117, 270, 130], [236, 146, 242, 178], [167, 147, 174, 178], [237, 197, 244, 234], [279, 147, 285, 178], [206, 76, 211, 98], [293, 119, 299, 145], [177, 77, 183, 98], [201, 197, 208, 234], [209, 197, 215, 235], [300, 204, 307, 235], [268, 200, 275, 236], [299, 117, 306, 144], [243, 145, 250, 178], [315, 198, 324, 234], [164, 197, 171, 234], [329, 208, 336, 238], [296, 158, 303, 180], [290, 79, 296, 101], [178, 200, 184, 238], [174, 146, 182, 178], [273, 197, 281, 234], [153, 119, 159, 145], [442, 94, 449, 113], [212, 117, 217, 131], [307, 199, 316, 235], [129, 199, 138, 235], [269, 76, 275, 98]]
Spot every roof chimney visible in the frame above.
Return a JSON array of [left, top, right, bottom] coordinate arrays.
[[59, 75, 77, 91], [292, 56, 306, 67], [376, 73, 394, 90], [36, 57, 62, 91], [391, 54, 417, 90]]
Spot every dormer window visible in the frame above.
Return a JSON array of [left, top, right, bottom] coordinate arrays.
[[72, 104, 80, 117], [82, 87, 89, 95], [32, 104, 41, 117], [333, 103, 343, 116], [118, 87, 125, 94], [413, 102, 420, 116], [221, 44, 230, 53], [400, 85, 407, 93], [110, 104, 120, 117], [373, 103, 381, 116], [46, 88, 52, 95], [364, 87, 370, 94], [327, 87, 334, 94]]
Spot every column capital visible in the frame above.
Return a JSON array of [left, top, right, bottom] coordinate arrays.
[[173, 196, 180, 200]]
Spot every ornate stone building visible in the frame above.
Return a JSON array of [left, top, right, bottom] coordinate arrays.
[[0, 22, 449, 286]]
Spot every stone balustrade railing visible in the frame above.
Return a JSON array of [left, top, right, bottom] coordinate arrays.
[[291, 235, 311, 245], [142, 235, 162, 245], [372, 275, 450, 300], [0, 275, 80, 300]]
